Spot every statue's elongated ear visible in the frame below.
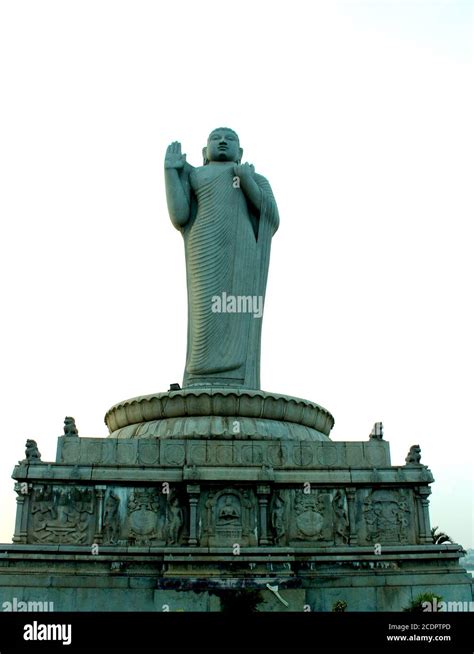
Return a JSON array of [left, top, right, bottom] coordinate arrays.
[[237, 147, 243, 164], [202, 146, 209, 165]]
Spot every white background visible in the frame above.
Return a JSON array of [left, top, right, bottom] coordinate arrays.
[[0, 0, 472, 548]]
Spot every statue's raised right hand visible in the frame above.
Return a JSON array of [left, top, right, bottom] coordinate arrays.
[[165, 141, 186, 169]]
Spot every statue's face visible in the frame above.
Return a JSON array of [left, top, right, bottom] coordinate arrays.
[[205, 129, 242, 163]]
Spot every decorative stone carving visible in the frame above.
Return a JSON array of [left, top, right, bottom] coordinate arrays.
[[203, 488, 256, 547], [405, 444, 422, 466], [127, 488, 164, 545], [218, 495, 241, 524], [56, 435, 395, 469], [332, 490, 349, 545], [266, 489, 339, 545], [29, 485, 94, 544], [116, 441, 137, 465], [270, 492, 286, 545], [64, 417, 79, 437], [165, 494, 184, 545], [24, 440, 41, 464], [137, 439, 159, 465], [294, 490, 326, 540], [317, 443, 338, 466], [162, 442, 186, 466], [363, 489, 410, 544], [102, 491, 121, 545]]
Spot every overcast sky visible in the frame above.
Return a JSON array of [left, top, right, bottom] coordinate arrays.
[[0, 0, 472, 548]]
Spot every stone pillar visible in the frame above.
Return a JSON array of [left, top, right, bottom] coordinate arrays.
[[187, 484, 200, 546], [346, 487, 358, 545], [13, 482, 29, 543], [415, 486, 432, 544], [94, 485, 106, 543], [257, 484, 271, 545]]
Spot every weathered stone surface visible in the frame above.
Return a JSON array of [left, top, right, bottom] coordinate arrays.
[[55, 437, 391, 469], [5, 458, 443, 552], [0, 543, 471, 611], [7, 435, 470, 613], [105, 389, 334, 439]]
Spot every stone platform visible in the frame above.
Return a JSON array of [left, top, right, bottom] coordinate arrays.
[[1, 543, 471, 612], [0, 390, 471, 611]]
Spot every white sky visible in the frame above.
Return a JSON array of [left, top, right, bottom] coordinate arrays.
[[0, 0, 473, 548]]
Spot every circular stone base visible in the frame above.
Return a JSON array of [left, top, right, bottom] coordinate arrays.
[[105, 389, 334, 441]]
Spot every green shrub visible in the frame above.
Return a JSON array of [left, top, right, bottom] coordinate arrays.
[[332, 600, 348, 612], [403, 592, 443, 612]]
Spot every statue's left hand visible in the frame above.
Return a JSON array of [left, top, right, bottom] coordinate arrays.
[[233, 162, 255, 183]]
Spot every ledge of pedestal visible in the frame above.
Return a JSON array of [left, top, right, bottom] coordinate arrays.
[[105, 389, 335, 441]]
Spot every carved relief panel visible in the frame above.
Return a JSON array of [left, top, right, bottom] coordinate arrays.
[[358, 488, 415, 545], [28, 484, 95, 544], [27, 484, 188, 547], [102, 487, 187, 546], [268, 488, 350, 546], [200, 488, 257, 547], [127, 487, 164, 545]]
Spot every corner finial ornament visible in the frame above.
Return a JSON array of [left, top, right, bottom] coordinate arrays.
[[405, 444, 422, 466], [24, 439, 41, 464], [64, 417, 79, 437], [369, 422, 384, 440]]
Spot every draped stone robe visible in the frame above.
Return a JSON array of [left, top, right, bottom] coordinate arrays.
[[177, 161, 278, 389]]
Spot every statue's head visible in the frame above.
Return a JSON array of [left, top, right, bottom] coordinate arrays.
[[203, 127, 243, 165]]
